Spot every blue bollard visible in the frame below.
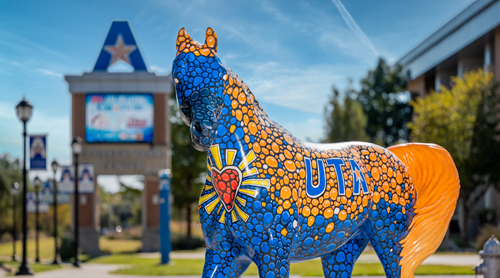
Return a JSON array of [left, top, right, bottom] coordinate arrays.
[[158, 169, 172, 264]]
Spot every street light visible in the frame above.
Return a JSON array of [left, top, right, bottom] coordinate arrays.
[[71, 136, 82, 267], [11, 182, 20, 262], [51, 160, 60, 265], [15, 96, 33, 276], [33, 177, 42, 263]]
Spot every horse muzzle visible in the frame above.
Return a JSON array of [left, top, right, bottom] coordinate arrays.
[[190, 119, 218, 152]]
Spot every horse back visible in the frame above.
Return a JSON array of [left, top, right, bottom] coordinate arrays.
[[285, 140, 415, 260]]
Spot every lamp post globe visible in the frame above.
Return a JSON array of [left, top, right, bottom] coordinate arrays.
[[34, 177, 42, 188], [71, 136, 82, 267], [51, 159, 60, 265], [15, 96, 33, 276], [11, 182, 20, 195], [15, 96, 33, 123], [71, 137, 82, 155], [51, 160, 59, 173], [11, 182, 20, 262]]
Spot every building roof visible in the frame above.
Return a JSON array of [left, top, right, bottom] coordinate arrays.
[[396, 0, 500, 79]]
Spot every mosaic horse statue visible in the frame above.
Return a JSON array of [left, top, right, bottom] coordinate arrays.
[[172, 27, 460, 278]]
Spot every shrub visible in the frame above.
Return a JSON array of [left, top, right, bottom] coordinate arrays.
[[59, 236, 75, 261], [172, 235, 205, 250], [475, 224, 500, 251]]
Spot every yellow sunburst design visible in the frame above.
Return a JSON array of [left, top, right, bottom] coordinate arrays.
[[198, 144, 270, 223]]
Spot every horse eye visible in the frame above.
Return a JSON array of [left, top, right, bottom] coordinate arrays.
[[179, 102, 193, 126]]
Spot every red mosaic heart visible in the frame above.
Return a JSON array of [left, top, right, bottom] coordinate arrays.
[[212, 166, 242, 211]]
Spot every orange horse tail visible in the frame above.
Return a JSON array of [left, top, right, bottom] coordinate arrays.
[[387, 143, 460, 278]]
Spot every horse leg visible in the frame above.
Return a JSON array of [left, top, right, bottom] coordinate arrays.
[[254, 255, 290, 278], [252, 236, 292, 278], [321, 233, 369, 278], [362, 209, 409, 278], [203, 247, 253, 278]]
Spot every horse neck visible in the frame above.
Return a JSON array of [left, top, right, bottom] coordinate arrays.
[[223, 73, 271, 127]]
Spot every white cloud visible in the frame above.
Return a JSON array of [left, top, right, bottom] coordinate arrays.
[[279, 117, 324, 143], [0, 57, 69, 79], [150, 64, 169, 74], [0, 29, 71, 61], [240, 61, 355, 114], [331, 0, 379, 57], [0, 100, 71, 166], [34, 68, 62, 78]]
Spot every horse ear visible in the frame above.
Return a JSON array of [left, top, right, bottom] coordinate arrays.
[[176, 28, 191, 52], [204, 27, 218, 53]]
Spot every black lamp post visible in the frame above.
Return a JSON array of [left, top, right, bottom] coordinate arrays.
[[11, 182, 20, 262], [33, 177, 42, 263], [51, 160, 60, 265], [15, 96, 33, 276], [71, 136, 82, 267]]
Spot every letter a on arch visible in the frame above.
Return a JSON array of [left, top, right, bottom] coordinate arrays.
[[93, 20, 147, 71]]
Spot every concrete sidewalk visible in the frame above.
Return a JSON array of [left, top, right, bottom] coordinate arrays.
[[0, 263, 483, 278], [0, 252, 481, 278]]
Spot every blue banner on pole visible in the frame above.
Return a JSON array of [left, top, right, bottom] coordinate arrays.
[[27, 192, 49, 213], [40, 181, 70, 204], [58, 164, 95, 194], [29, 135, 47, 170]]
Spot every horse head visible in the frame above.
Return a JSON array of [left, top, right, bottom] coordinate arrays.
[[172, 27, 227, 151]]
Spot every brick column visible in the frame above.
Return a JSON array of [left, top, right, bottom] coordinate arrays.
[[142, 175, 160, 251], [71, 92, 100, 255]]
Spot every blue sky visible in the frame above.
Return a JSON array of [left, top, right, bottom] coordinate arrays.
[[0, 0, 472, 191]]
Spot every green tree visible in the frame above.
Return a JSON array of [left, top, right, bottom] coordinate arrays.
[[115, 180, 142, 227], [0, 154, 23, 237], [409, 69, 500, 240], [170, 93, 206, 239], [323, 80, 369, 142], [358, 58, 412, 146]]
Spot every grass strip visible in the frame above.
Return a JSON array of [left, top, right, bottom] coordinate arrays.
[[87, 255, 474, 276]]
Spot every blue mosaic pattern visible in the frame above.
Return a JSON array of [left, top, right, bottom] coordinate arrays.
[[171, 27, 459, 278]]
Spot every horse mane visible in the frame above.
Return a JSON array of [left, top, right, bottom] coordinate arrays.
[[224, 67, 273, 123]]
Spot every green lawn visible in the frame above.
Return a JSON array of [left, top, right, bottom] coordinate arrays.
[[88, 254, 475, 276], [0, 237, 142, 260], [0, 261, 61, 276], [99, 237, 142, 254], [0, 238, 476, 276], [0, 238, 56, 260]]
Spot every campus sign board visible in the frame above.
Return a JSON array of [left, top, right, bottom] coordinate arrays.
[[85, 93, 154, 143]]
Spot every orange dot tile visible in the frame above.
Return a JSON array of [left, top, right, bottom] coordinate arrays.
[[338, 210, 347, 221], [302, 206, 311, 217], [308, 216, 315, 226], [266, 156, 278, 168], [326, 223, 335, 233]]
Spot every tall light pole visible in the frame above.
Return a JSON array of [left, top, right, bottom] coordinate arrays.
[[71, 136, 82, 267], [33, 177, 42, 264], [51, 160, 60, 265], [11, 182, 20, 262], [15, 96, 33, 276]]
